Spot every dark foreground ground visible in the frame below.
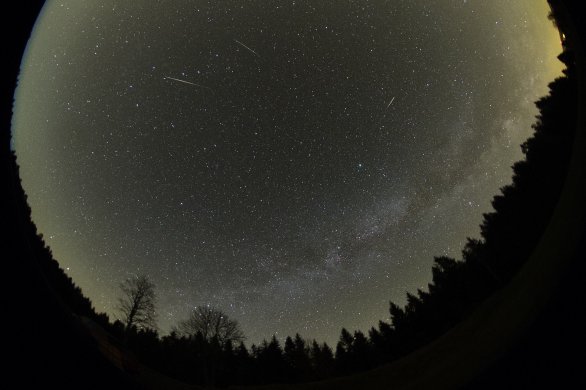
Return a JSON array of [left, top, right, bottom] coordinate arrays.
[[2, 1, 585, 389]]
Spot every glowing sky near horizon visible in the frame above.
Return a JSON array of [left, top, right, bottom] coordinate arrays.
[[13, 0, 562, 345]]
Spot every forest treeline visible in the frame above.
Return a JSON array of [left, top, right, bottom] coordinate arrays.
[[9, 22, 578, 389]]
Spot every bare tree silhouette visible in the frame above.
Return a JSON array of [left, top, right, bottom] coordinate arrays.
[[177, 305, 244, 345], [117, 275, 157, 332]]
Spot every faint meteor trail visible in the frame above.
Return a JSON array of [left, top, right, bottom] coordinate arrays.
[[164, 76, 215, 94], [371, 96, 396, 129], [234, 39, 260, 57]]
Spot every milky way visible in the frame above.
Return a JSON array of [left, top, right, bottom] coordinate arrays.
[[13, 0, 562, 344]]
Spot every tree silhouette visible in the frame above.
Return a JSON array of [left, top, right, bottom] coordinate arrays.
[[254, 335, 287, 383], [177, 305, 244, 345], [310, 340, 335, 380], [284, 333, 312, 382], [117, 275, 157, 332]]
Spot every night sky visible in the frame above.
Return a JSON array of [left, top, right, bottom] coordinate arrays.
[[13, 0, 562, 345]]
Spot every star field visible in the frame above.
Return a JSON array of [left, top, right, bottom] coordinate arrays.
[[13, 0, 562, 345]]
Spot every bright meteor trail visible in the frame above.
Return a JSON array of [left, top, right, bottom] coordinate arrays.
[[234, 39, 260, 57], [164, 76, 214, 93]]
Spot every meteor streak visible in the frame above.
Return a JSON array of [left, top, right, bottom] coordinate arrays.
[[234, 39, 260, 57], [164, 76, 214, 93], [386, 96, 396, 109]]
